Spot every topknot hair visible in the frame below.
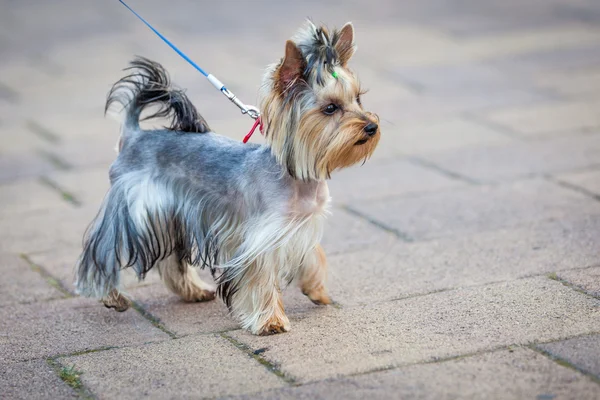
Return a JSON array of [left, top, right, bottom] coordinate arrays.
[[292, 20, 356, 85]]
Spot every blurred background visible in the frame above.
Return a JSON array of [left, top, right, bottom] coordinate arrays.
[[2, 1, 600, 398], [2, 0, 600, 247]]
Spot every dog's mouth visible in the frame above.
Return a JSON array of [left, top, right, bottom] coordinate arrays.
[[354, 138, 369, 146]]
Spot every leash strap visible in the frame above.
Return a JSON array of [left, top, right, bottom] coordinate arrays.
[[243, 117, 264, 143], [118, 0, 261, 124]]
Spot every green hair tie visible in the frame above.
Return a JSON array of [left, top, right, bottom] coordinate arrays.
[[332, 71, 339, 79]]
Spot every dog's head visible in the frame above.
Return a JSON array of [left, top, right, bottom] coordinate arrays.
[[259, 20, 380, 181]]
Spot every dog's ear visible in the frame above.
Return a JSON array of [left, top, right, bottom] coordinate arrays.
[[335, 22, 355, 67], [278, 40, 305, 88]]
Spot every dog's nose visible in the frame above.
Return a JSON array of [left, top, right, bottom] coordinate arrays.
[[364, 122, 378, 136]]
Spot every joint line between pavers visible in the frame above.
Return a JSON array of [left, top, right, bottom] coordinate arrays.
[[46, 356, 97, 400], [544, 175, 600, 204], [406, 155, 481, 185], [26, 120, 62, 144], [20, 253, 74, 298], [0, 81, 20, 103], [36, 149, 72, 171], [220, 333, 297, 385], [130, 300, 178, 339], [341, 344, 514, 381], [341, 205, 414, 243], [529, 345, 600, 385], [546, 273, 600, 300], [38, 176, 82, 207], [461, 112, 527, 140], [388, 287, 453, 303], [355, 269, 600, 311], [379, 68, 425, 94]]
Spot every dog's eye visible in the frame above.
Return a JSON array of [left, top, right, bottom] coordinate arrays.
[[323, 104, 338, 115], [356, 96, 362, 105]]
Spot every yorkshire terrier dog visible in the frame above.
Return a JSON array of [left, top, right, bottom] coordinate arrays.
[[75, 20, 380, 335]]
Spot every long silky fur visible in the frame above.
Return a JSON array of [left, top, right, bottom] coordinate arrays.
[[106, 56, 210, 133]]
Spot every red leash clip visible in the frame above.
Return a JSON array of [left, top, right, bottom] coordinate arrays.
[[242, 117, 264, 143]]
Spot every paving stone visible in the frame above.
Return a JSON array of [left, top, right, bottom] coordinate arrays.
[[326, 215, 600, 306], [0, 206, 98, 254], [0, 297, 170, 362], [442, 15, 557, 39], [130, 283, 239, 336], [421, 132, 600, 183], [392, 63, 529, 94], [26, 245, 163, 296], [0, 253, 65, 307], [353, 179, 600, 241], [379, 89, 553, 129], [555, 168, 600, 197], [0, 121, 48, 154], [0, 152, 56, 184], [371, 117, 513, 160], [489, 44, 600, 74], [320, 207, 396, 256], [0, 61, 52, 100], [556, 266, 600, 298], [4, 2, 127, 59], [356, 26, 464, 68], [229, 277, 600, 382], [362, 24, 600, 68], [48, 133, 119, 170], [228, 348, 600, 400], [22, 112, 118, 141], [61, 334, 286, 399], [535, 67, 600, 98], [463, 24, 600, 61], [328, 157, 467, 203], [483, 99, 600, 137], [46, 167, 111, 207], [0, 360, 78, 400], [0, 179, 71, 217], [538, 334, 600, 379]]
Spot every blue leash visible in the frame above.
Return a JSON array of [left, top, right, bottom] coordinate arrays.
[[118, 0, 260, 120]]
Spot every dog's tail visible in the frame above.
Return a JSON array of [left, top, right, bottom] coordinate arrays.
[[105, 56, 211, 135]]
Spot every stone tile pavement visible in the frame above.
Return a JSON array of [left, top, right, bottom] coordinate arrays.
[[1, 0, 600, 399]]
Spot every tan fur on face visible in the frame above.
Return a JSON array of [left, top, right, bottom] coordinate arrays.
[[259, 22, 380, 181], [260, 64, 380, 180]]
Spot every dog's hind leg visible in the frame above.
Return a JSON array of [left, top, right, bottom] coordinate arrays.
[[158, 254, 216, 302], [102, 288, 132, 312]]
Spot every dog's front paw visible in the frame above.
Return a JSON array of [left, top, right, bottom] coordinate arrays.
[[255, 316, 291, 336], [303, 286, 332, 306]]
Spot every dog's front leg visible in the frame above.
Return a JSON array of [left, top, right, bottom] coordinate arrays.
[[227, 259, 291, 336], [298, 244, 332, 305]]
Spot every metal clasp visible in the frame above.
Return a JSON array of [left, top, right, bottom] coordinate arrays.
[[220, 87, 261, 120]]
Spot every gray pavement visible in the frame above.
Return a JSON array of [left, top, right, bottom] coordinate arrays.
[[1, 1, 600, 399]]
